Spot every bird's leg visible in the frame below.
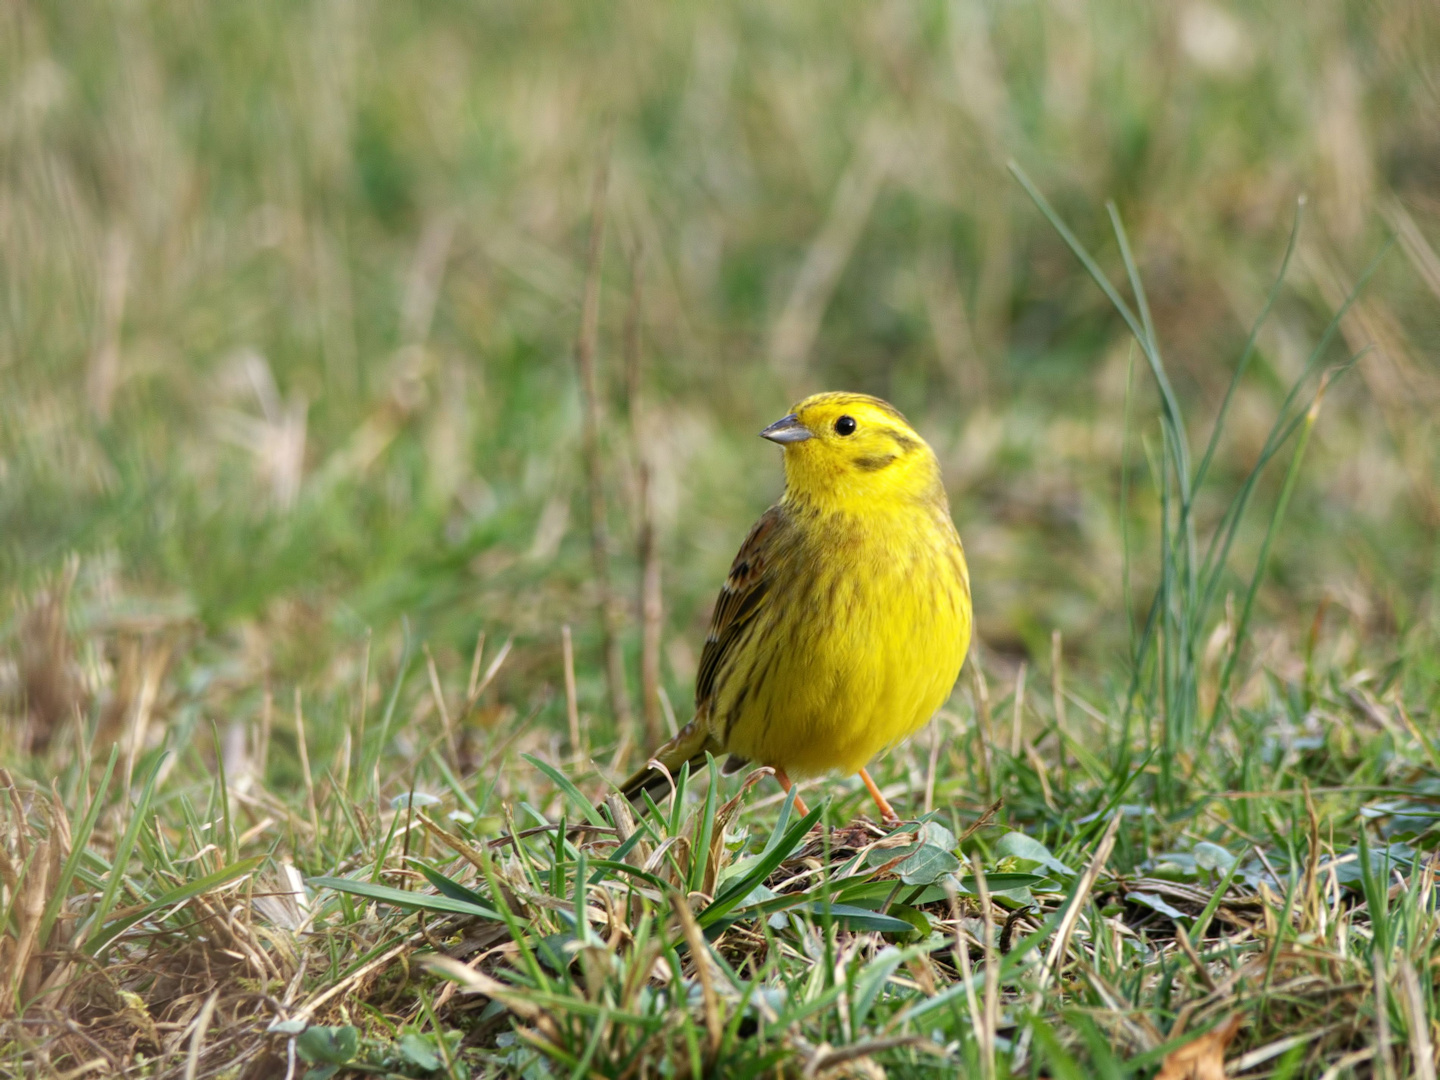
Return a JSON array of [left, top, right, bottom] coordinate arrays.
[[859, 768, 901, 825], [774, 769, 811, 818]]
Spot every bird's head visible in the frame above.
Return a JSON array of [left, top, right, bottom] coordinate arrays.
[[760, 392, 945, 511]]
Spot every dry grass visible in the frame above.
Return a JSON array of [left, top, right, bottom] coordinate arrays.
[[2, 573, 1439, 1077]]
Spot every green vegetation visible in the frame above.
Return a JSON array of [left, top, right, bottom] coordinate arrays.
[[4, 0, 1440, 1076]]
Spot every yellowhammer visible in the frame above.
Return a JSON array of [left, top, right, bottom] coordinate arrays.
[[619, 391, 971, 823]]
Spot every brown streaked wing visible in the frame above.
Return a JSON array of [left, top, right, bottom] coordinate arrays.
[[694, 505, 787, 714]]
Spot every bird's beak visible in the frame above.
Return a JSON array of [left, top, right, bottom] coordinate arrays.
[[759, 413, 813, 444]]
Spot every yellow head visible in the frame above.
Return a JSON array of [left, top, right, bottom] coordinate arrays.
[[760, 392, 945, 511]]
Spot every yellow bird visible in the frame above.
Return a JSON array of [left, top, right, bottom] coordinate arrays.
[[619, 391, 971, 823]]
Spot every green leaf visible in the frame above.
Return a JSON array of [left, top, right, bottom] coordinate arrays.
[[397, 1032, 442, 1071], [1029, 1016, 1090, 1080], [994, 831, 1077, 877], [1127, 890, 1188, 921], [834, 879, 902, 907], [391, 792, 442, 810], [885, 904, 932, 938], [897, 844, 961, 885], [310, 875, 501, 919], [851, 945, 915, 1027], [297, 1025, 359, 1065], [1193, 841, 1236, 872], [917, 821, 956, 850], [956, 873, 1047, 893], [991, 886, 1037, 908]]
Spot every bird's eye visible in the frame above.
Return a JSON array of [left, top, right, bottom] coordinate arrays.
[[835, 415, 857, 436]]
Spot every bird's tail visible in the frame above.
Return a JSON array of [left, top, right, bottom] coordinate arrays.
[[617, 715, 721, 804]]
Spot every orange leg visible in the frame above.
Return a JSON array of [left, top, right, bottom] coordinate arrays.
[[859, 768, 901, 825], [774, 769, 811, 818]]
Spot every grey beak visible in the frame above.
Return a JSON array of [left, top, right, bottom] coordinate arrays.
[[759, 414, 813, 444]]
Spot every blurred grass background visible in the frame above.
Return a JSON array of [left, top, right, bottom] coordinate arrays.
[[4, 0, 1440, 742]]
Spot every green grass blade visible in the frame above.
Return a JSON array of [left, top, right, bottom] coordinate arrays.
[[1011, 165, 1190, 514], [1190, 850, 1245, 941], [81, 750, 170, 949], [1196, 233, 1394, 609], [39, 744, 119, 948], [414, 862, 491, 908], [523, 754, 608, 828], [310, 874, 502, 919], [1107, 200, 1190, 492], [1211, 373, 1328, 720], [586, 824, 655, 887], [740, 899, 916, 935], [698, 802, 823, 929], [86, 854, 266, 957], [366, 624, 415, 792], [1189, 198, 1304, 500], [583, 859, 671, 892], [1008, 163, 1146, 354], [688, 754, 720, 894], [669, 761, 691, 837]]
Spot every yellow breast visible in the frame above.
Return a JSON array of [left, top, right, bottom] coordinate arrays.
[[716, 502, 971, 778]]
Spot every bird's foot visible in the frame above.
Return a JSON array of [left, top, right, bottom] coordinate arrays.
[[859, 768, 902, 827], [774, 768, 812, 818]]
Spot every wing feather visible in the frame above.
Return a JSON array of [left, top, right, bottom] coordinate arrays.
[[694, 505, 787, 715]]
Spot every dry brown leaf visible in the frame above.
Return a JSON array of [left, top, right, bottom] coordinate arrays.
[[1154, 1015, 1242, 1080]]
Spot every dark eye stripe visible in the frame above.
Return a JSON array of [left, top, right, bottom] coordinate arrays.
[[870, 427, 919, 452]]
